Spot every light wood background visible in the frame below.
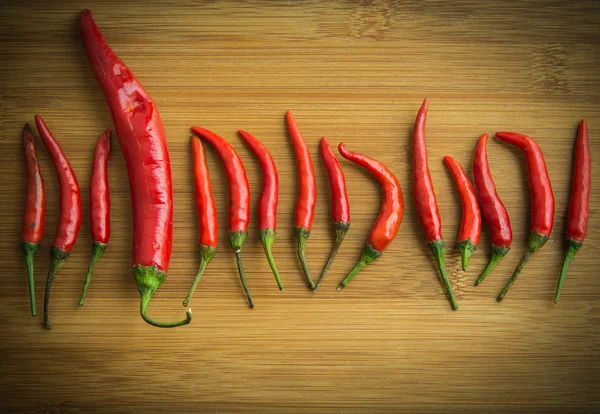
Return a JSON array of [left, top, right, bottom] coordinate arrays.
[[1, 0, 599, 412]]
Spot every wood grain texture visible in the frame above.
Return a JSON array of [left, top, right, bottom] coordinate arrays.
[[1, 0, 599, 412]]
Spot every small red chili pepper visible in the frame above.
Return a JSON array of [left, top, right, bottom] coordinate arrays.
[[555, 120, 590, 303], [443, 156, 481, 271], [79, 129, 111, 306], [35, 115, 82, 329], [191, 126, 254, 308], [336, 143, 403, 290], [315, 137, 350, 290], [238, 129, 283, 290], [473, 133, 512, 286], [183, 136, 218, 307], [81, 9, 191, 327], [412, 99, 458, 310], [495, 131, 554, 301], [21, 124, 46, 317], [286, 111, 317, 289]]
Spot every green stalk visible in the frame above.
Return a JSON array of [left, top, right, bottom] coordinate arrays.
[[315, 222, 350, 291], [78, 241, 107, 306], [183, 244, 216, 307], [44, 246, 69, 329], [474, 245, 510, 286], [21, 241, 39, 317], [457, 239, 477, 272], [337, 244, 381, 290], [230, 231, 254, 308], [259, 228, 283, 290], [554, 239, 582, 304], [295, 227, 315, 289], [429, 240, 458, 310]]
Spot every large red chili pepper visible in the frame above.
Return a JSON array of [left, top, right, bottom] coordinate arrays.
[[315, 137, 350, 290], [79, 129, 111, 306], [34, 115, 82, 329], [191, 127, 254, 308], [238, 129, 283, 290], [495, 131, 554, 301], [443, 156, 481, 271], [336, 143, 403, 289], [21, 124, 46, 317], [473, 133, 512, 286], [80, 9, 191, 327], [183, 136, 218, 307], [555, 120, 590, 303], [412, 99, 458, 310], [286, 111, 317, 289]]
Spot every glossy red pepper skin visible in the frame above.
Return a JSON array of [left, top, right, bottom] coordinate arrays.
[[473, 133, 512, 286], [286, 111, 317, 289], [21, 124, 46, 317], [191, 127, 254, 308], [79, 130, 111, 306], [80, 9, 191, 327], [495, 131, 555, 301], [336, 143, 403, 290], [315, 137, 350, 290], [238, 129, 283, 290], [555, 120, 590, 303], [183, 136, 217, 307], [444, 156, 481, 272], [34, 115, 82, 329], [412, 99, 458, 310]]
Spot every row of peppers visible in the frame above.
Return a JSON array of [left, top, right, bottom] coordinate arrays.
[[20, 10, 591, 328]]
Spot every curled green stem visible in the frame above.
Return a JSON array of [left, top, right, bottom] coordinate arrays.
[[554, 239, 582, 304], [44, 246, 69, 329], [21, 241, 39, 317], [429, 240, 458, 310], [296, 227, 315, 289], [259, 229, 283, 291], [457, 239, 477, 272], [183, 244, 216, 307], [337, 244, 381, 290], [316, 221, 350, 291], [79, 241, 107, 306], [474, 245, 510, 286]]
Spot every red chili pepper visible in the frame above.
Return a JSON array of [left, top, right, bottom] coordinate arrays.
[[286, 111, 317, 289], [412, 99, 458, 310], [315, 137, 350, 290], [191, 126, 254, 308], [443, 156, 481, 271], [21, 124, 46, 317], [238, 129, 283, 290], [336, 143, 403, 289], [78, 129, 111, 306], [473, 133, 512, 286], [80, 9, 191, 327], [34, 115, 82, 329], [495, 131, 554, 301], [555, 120, 590, 303], [183, 136, 218, 307]]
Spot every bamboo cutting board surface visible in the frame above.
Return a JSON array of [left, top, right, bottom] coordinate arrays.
[[1, 1, 599, 412]]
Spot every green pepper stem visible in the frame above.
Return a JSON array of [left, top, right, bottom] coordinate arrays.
[[235, 250, 254, 309], [474, 245, 510, 286], [296, 227, 315, 289], [259, 229, 283, 291], [230, 231, 254, 308], [79, 241, 107, 306], [457, 239, 477, 272], [429, 240, 458, 310], [44, 246, 69, 329], [315, 222, 350, 291], [183, 244, 216, 307], [337, 244, 381, 290], [554, 239, 582, 304], [21, 241, 39, 317]]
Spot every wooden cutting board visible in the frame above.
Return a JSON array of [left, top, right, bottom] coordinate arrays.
[[1, 1, 599, 412]]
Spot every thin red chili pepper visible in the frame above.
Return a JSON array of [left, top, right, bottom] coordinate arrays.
[[473, 133, 512, 286], [80, 9, 191, 327], [238, 129, 283, 290], [555, 120, 590, 303], [78, 129, 111, 306], [443, 156, 481, 271], [412, 99, 458, 310], [34, 115, 82, 329], [495, 131, 554, 301], [183, 136, 218, 307], [191, 126, 254, 308], [21, 124, 46, 317], [286, 111, 317, 289], [336, 143, 403, 289], [315, 137, 350, 290]]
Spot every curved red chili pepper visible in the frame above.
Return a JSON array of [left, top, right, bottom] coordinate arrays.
[[412, 99, 458, 310], [473, 133, 512, 286], [183, 136, 217, 307], [286, 111, 317, 289], [34, 115, 82, 329], [191, 126, 254, 308], [443, 156, 481, 272], [238, 129, 283, 290], [21, 124, 46, 317], [555, 120, 590, 303], [336, 143, 403, 290], [315, 137, 350, 290], [495, 131, 554, 301], [79, 129, 111, 306], [80, 9, 191, 327]]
